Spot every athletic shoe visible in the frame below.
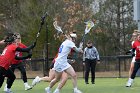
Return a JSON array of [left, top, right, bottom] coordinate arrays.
[[4, 84, 7, 92], [74, 89, 82, 93], [126, 80, 132, 87], [5, 89, 13, 93], [53, 89, 60, 93], [85, 82, 89, 84], [126, 78, 133, 87], [32, 76, 40, 87], [45, 87, 51, 93], [25, 84, 32, 90], [92, 82, 95, 84]]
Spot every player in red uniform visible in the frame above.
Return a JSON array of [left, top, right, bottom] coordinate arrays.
[[4, 33, 32, 91], [0, 33, 35, 93], [126, 32, 140, 87]]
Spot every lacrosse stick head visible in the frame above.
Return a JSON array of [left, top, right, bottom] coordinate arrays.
[[53, 21, 63, 33], [84, 20, 94, 34]]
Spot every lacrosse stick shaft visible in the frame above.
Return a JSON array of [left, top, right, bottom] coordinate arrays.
[[35, 12, 48, 43], [35, 24, 43, 43], [81, 34, 86, 42], [62, 33, 70, 39]]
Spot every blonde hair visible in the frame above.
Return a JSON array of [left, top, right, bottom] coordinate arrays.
[[130, 30, 139, 41]]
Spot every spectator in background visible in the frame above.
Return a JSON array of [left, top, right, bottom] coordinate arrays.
[[83, 40, 100, 84], [126, 30, 138, 87]]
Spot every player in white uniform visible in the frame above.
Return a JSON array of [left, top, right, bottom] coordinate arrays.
[[45, 32, 83, 93]]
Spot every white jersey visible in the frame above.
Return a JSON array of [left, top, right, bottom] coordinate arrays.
[[55, 39, 76, 64]]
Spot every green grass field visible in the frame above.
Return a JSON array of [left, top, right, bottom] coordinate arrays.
[[1, 78, 140, 93]]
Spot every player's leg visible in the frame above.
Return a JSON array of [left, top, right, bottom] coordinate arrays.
[[18, 63, 32, 90], [128, 62, 134, 78], [53, 72, 68, 93], [91, 60, 96, 84], [41, 69, 55, 82], [4, 66, 16, 92], [32, 68, 55, 87], [0, 67, 6, 88], [65, 66, 82, 93], [126, 62, 140, 87], [126, 57, 135, 87], [84, 59, 90, 84], [6, 68, 16, 93], [45, 71, 62, 93]]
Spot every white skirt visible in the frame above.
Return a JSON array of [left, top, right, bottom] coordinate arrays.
[[54, 61, 71, 72], [131, 57, 136, 63]]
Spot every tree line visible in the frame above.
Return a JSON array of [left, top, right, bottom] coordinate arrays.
[[0, 0, 137, 58]]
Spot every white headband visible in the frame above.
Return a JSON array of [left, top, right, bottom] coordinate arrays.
[[70, 33, 77, 38]]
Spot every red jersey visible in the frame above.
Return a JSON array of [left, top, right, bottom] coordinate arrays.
[[52, 53, 58, 63], [132, 40, 140, 59], [12, 43, 27, 64], [0, 43, 18, 70]]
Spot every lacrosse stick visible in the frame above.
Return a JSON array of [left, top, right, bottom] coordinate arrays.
[[16, 12, 48, 60], [81, 20, 95, 42], [53, 21, 69, 39], [35, 12, 48, 43]]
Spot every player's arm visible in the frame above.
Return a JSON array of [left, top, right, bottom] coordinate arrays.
[[0, 40, 5, 45], [131, 48, 135, 57], [131, 41, 136, 57], [72, 42, 83, 53], [16, 42, 36, 52], [73, 47, 83, 53], [15, 50, 32, 60]]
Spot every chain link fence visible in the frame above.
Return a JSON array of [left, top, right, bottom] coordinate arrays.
[[14, 54, 134, 78]]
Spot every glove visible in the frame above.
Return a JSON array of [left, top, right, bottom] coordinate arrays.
[[28, 50, 32, 58], [79, 42, 83, 49], [30, 42, 36, 49], [32, 42, 36, 48], [132, 52, 135, 57], [125, 50, 131, 55], [27, 53, 32, 58]]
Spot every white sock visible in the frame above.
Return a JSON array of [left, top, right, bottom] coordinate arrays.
[[74, 87, 78, 91], [24, 82, 29, 86], [39, 78, 41, 82], [129, 78, 133, 81], [54, 88, 60, 92], [7, 88, 11, 91], [47, 86, 51, 89]]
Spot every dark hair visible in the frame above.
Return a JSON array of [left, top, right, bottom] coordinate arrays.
[[87, 40, 92, 44], [4, 32, 17, 43]]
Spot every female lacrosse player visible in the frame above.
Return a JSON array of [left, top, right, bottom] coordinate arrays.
[[32, 54, 68, 92], [45, 32, 83, 93], [4, 33, 32, 91], [126, 32, 140, 87], [126, 30, 138, 87], [32, 41, 76, 93], [0, 33, 35, 93]]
